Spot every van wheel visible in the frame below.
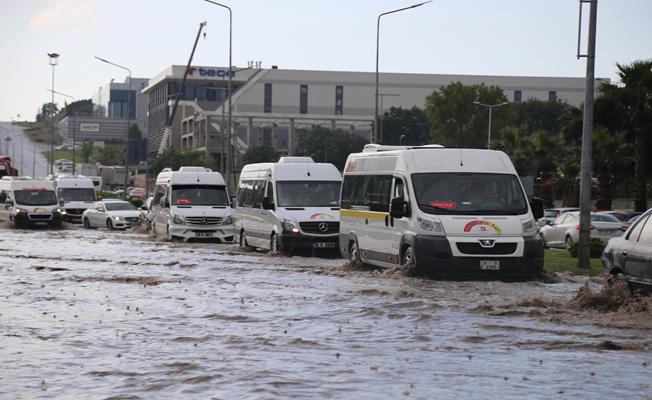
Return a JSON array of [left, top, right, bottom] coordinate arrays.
[[349, 241, 361, 264], [83, 218, 94, 229], [402, 246, 416, 273], [270, 233, 281, 254], [106, 219, 114, 230], [565, 236, 573, 249]]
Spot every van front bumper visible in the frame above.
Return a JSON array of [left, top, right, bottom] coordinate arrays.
[[412, 235, 543, 279], [169, 224, 235, 242], [278, 233, 339, 250], [15, 211, 63, 228]]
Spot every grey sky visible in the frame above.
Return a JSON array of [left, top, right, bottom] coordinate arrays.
[[1, 0, 650, 121]]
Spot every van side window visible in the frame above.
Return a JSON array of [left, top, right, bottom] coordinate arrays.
[[153, 184, 166, 205], [252, 180, 266, 208], [393, 178, 407, 200], [341, 175, 365, 209], [367, 175, 392, 212], [265, 181, 273, 199], [238, 180, 254, 207]]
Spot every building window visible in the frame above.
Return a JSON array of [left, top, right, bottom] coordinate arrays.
[[299, 84, 308, 114], [264, 83, 272, 113], [548, 90, 557, 102], [514, 90, 522, 103], [335, 85, 343, 115]]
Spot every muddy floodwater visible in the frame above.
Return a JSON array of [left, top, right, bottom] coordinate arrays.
[[1, 227, 651, 399]]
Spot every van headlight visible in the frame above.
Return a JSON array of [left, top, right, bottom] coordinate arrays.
[[56, 208, 66, 215], [15, 208, 23, 213], [173, 215, 186, 225], [222, 215, 233, 225], [417, 216, 445, 234], [281, 219, 300, 234], [522, 219, 536, 236]]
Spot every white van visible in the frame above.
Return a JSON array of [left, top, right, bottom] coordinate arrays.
[[0, 176, 64, 228], [339, 145, 544, 279], [151, 167, 234, 242], [235, 157, 342, 253], [54, 175, 97, 223]]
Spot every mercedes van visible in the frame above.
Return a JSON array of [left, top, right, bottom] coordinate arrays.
[[54, 175, 97, 223], [0, 176, 64, 228], [339, 145, 544, 279], [235, 157, 342, 253], [151, 167, 234, 242]]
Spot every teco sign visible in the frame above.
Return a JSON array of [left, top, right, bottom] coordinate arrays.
[[80, 123, 100, 132], [186, 67, 235, 78]]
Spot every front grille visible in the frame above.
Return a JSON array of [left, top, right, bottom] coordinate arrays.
[[185, 216, 222, 226], [66, 208, 85, 216], [300, 221, 339, 234], [29, 213, 52, 221], [456, 242, 517, 255], [125, 217, 141, 226]]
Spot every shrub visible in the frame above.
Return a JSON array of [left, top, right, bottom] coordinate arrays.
[[128, 197, 144, 208], [568, 237, 605, 258]]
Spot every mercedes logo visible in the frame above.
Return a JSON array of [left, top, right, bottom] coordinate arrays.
[[200, 218, 207, 225], [318, 222, 329, 232], [479, 239, 495, 248]]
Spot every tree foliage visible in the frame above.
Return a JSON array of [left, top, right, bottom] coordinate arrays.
[[379, 106, 429, 145], [425, 82, 514, 148], [150, 149, 215, 176], [295, 127, 368, 170], [243, 145, 280, 164]]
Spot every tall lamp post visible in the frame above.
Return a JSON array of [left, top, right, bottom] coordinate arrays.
[[47, 89, 76, 174], [48, 52, 59, 176], [203, 0, 233, 188], [374, 1, 431, 144], [95, 56, 132, 196], [472, 101, 509, 149]]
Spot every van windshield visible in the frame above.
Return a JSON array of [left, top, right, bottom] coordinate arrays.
[[412, 173, 528, 215], [58, 188, 96, 202], [15, 190, 58, 206], [171, 184, 229, 206], [277, 181, 341, 207]]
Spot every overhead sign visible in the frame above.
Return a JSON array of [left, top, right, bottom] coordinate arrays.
[[186, 67, 235, 78], [80, 123, 100, 132]]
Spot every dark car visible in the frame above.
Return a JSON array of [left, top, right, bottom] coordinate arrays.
[[602, 208, 652, 292]]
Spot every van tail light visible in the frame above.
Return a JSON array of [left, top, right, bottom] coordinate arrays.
[[576, 224, 595, 231]]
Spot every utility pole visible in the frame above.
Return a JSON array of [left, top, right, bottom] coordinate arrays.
[[577, 0, 598, 269]]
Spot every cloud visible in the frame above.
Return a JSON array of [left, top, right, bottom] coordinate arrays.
[[30, 0, 101, 31]]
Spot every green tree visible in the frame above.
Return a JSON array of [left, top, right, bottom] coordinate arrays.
[[243, 145, 280, 164], [592, 127, 630, 210], [296, 127, 368, 170], [60, 99, 93, 117], [601, 60, 652, 211], [425, 82, 514, 148], [379, 106, 429, 145], [515, 99, 572, 135], [150, 149, 215, 176], [80, 142, 94, 163], [493, 126, 532, 176], [94, 146, 123, 165]]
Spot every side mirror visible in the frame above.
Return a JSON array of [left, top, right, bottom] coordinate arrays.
[[529, 197, 544, 220], [230, 194, 236, 208], [262, 196, 274, 210], [389, 197, 407, 219]]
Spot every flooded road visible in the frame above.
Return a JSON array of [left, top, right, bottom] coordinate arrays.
[[1, 226, 651, 399]]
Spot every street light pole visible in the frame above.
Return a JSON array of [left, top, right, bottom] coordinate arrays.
[[473, 101, 509, 149], [48, 52, 59, 176], [203, 0, 233, 188], [47, 89, 76, 174], [374, 1, 431, 144], [95, 56, 132, 196]]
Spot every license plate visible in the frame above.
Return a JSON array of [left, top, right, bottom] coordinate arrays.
[[480, 260, 500, 270], [196, 232, 213, 238], [313, 242, 336, 248]]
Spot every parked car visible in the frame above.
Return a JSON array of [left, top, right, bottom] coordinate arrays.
[[82, 199, 142, 230], [602, 208, 652, 292], [539, 211, 626, 249], [128, 187, 146, 199], [536, 207, 579, 230], [601, 210, 643, 223]]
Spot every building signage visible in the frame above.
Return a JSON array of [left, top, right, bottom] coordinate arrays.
[[80, 123, 100, 132], [186, 67, 235, 78]]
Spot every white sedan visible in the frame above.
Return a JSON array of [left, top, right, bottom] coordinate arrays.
[[82, 199, 142, 230], [539, 211, 626, 249]]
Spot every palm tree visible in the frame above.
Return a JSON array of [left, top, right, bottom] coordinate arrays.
[[592, 127, 630, 210], [602, 60, 652, 211]]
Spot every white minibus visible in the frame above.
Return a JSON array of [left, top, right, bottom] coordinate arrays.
[[339, 145, 544, 279], [0, 176, 64, 228]]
